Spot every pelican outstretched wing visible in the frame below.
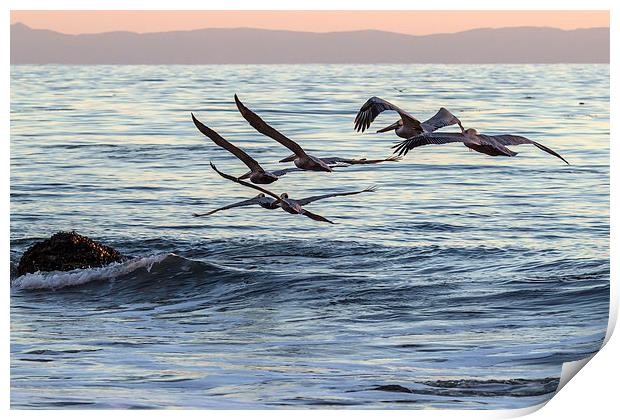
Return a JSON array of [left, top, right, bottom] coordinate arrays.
[[354, 97, 422, 133], [488, 135, 569, 165], [193, 195, 265, 217], [319, 156, 402, 165], [271, 167, 304, 177], [192, 114, 263, 172], [422, 107, 464, 132], [296, 186, 377, 206], [234, 94, 309, 158], [300, 209, 335, 224], [393, 132, 467, 156]]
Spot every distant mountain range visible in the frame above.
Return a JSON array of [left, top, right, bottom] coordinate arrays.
[[11, 23, 609, 64]]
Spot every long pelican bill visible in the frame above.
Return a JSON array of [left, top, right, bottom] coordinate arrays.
[[354, 96, 422, 133]]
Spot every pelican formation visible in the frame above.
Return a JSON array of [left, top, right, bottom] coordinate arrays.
[[354, 97, 464, 139], [234, 95, 400, 170], [393, 128, 569, 164], [188, 92, 570, 227], [191, 113, 300, 184]]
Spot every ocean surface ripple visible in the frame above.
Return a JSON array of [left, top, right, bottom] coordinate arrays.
[[10, 64, 609, 409]]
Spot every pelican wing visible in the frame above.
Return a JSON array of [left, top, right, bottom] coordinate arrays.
[[354, 97, 422, 133], [296, 186, 377, 206], [300, 209, 335, 224], [422, 107, 464, 132], [210, 162, 282, 201], [319, 156, 402, 165], [393, 132, 467, 156], [192, 114, 262, 172], [234, 94, 308, 158], [487, 134, 569, 165], [271, 167, 304, 177], [193, 196, 263, 218]]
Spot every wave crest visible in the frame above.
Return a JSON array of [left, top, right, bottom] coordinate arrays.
[[11, 253, 171, 290]]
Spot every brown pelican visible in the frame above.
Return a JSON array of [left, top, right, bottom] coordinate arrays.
[[393, 128, 569, 164], [354, 97, 464, 138], [234, 95, 401, 170], [191, 113, 300, 184], [194, 186, 376, 218], [209, 162, 334, 223]]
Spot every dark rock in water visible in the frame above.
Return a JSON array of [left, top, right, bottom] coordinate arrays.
[[373, 384, 413, 393], [17, 231, 124, 276]]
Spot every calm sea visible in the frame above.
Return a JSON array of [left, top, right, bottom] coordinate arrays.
[[10, 64, 609, 409]]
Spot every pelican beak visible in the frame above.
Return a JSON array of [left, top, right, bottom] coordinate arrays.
[[279, 154, 297, 163], [376, 121, 400, 133], [457, 120, 465, 133], [238, 171, 252, 180]]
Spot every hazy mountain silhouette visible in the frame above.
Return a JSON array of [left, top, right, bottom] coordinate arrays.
[[11, 23, 609, 64]]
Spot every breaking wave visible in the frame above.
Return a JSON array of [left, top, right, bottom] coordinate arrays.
[[11, 253, 170, 290]]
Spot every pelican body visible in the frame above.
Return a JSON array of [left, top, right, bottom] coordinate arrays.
[[292, 154, 333, 172], [238, 170, 279, 184]]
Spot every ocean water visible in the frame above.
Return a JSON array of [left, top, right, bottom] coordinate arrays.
[[10, 64, 609, 409]]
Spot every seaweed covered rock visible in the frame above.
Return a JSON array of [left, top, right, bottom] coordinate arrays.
[[17, 231, 124, 276]]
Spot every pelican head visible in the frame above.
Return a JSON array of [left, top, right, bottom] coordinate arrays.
[[376, 119, 403, 133], [280, 193, 289, 199], [464, 128, 478, 136]]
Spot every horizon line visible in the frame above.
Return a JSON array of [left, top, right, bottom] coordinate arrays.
[[11, 21, 610, 38]]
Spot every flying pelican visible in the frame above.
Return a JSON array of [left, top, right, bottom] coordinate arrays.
[[393, 128, 569, 164], [193, 187, 376, 218], [209, 162, 334, 223], [354, 97, 464, 139], [191, 113, 300, 184], [234, 95, 401, 170]]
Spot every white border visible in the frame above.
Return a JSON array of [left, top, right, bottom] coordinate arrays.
[[4, 1, 616, 419]]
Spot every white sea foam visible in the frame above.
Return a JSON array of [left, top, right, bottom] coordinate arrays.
[[12, 253, 172, 290]]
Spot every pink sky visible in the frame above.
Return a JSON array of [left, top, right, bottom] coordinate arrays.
[[11, 10, 609, 36]]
